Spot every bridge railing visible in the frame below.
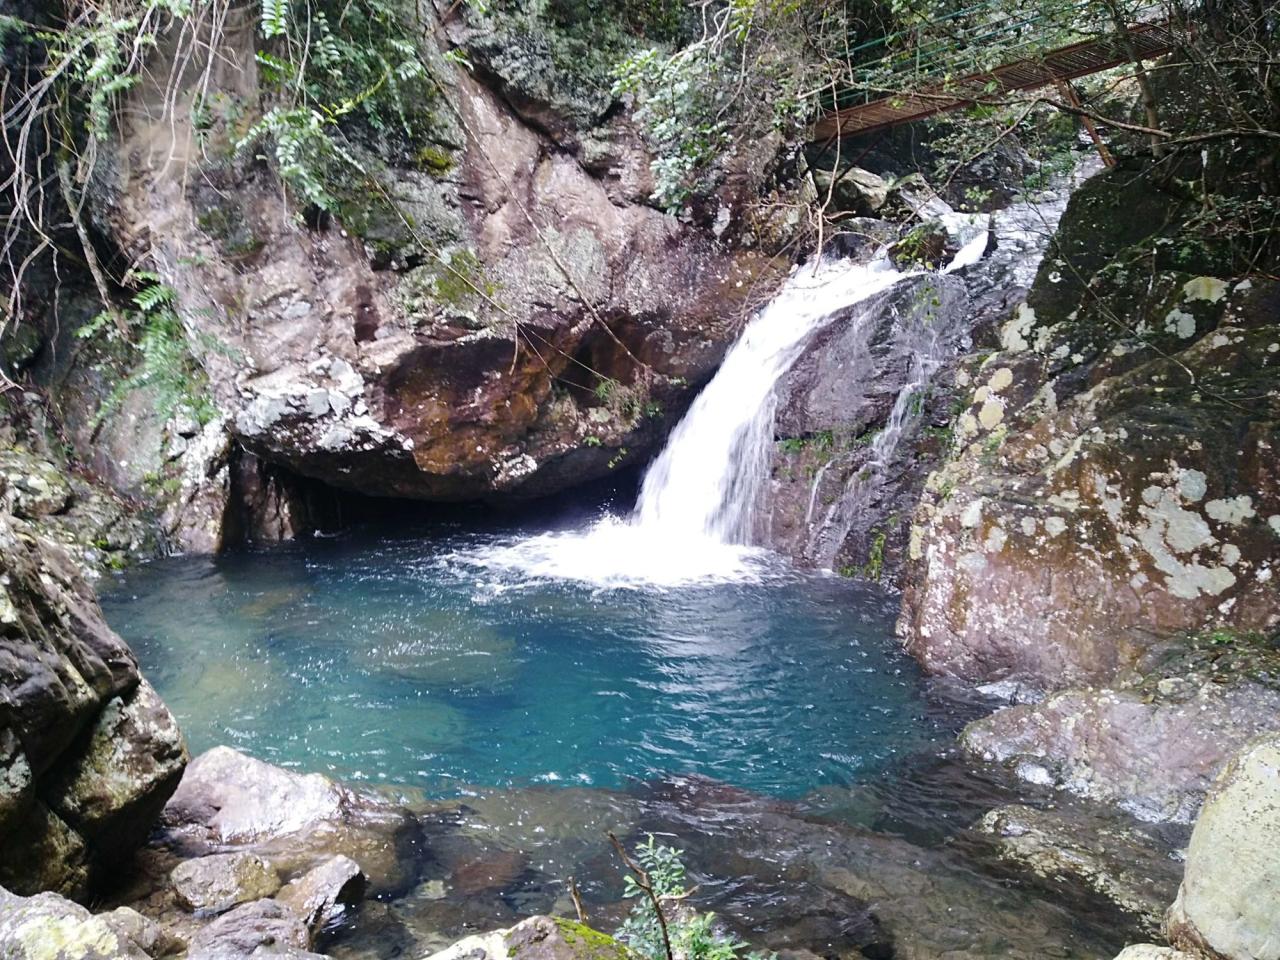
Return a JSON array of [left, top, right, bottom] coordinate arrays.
[[829, 0, 1174, 111]]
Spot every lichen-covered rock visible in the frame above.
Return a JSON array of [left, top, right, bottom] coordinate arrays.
[[98, 906, 186, 958], [978, 803, 1183, 929], [0, 507, 187, 897], [171, 853, 282, 915], [1165, 734, 1280, 959], [962, 641, 1280, 822], [901, 165, 1280, 687], [1111, 946, 1197, 960], [0, 405, 160, 576], [0, 885, 155, 959], [425, 916, 638, 960], [160, 747, 423, 897]]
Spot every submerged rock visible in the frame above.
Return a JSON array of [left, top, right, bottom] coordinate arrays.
[[1165, 734, 1280, 959], [978, 803, 1183, 930], [160, 746, 424, 897]]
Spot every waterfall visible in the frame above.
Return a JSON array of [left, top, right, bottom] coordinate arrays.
[[632, 257, 909, 545], [454, 255, 915, 588]]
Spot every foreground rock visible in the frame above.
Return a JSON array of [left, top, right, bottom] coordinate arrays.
[[185, 899, 314, 959], [159, 746, 423, 897], [426, 916, 637, 960], [1165, 734, 1280, 959], [0, 505, 187, 898], [0, 885, 178, 959], [962, 641, 1280, 822], [275, 855, 365, 937]]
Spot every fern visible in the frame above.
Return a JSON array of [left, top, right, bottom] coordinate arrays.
[[82, 279, 219, 429], [260, 0, 290, 39]]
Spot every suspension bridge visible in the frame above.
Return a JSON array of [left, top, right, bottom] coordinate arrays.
[[812, 2, 1180, 141]]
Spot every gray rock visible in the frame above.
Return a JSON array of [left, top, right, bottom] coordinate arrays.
[[810, 166, 891, 216], [978, 803, 1183, 930], [900, 167, 1280, 687], [0, 885, 152, 959], [275, 854, 365, 936], [160, 746, 423, 897], [0, 508, 187, 896], [1166, 734, 1280, 960], [172, 853, 282, 915], [1111, 947, 1197, 960], [962, 645, 1280, 822], [186, 900, 309, 957], [99, 906, 186, 957]]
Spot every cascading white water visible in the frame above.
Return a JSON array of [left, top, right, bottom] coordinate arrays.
[[453, 255, 913, 588], [633, 256, 909, 545]]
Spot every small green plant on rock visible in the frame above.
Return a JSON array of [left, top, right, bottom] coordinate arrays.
[[77, 274, 219, 429], [612, 834, 772, 960]]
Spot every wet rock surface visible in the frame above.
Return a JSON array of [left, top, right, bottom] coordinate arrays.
[[961, 636, 1280, 822], [978, 803, 1184, 930], [276, 856, 366, 938], [325, 758, 1144, 960], [0, 504, 186, 898]]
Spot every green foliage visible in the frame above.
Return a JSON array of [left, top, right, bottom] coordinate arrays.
[[77, 275, 218, 428], [611, 0, 826, 212], [617, 837, 771, 960], [234, 0, 436, 212], [612, 46, 731, 211]]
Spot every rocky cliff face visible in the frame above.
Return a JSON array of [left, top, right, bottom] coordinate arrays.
[[0, 496, 187, 898], [892, 161, 1280, 824], [901, 166, 1280, 687], [11, 2, 794, 554]]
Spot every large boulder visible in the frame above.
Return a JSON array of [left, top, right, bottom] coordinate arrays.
[[0, 506, 187, 898], [159, 746, 424, 897], [900, 166, 1280, 688], [1165, 735, 1280, 959]]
